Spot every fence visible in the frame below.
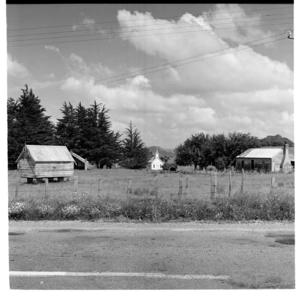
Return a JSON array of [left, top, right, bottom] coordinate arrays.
[[9, 169, 295, 202]]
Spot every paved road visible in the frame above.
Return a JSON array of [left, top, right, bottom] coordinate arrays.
[[9, 221, 295, 289]]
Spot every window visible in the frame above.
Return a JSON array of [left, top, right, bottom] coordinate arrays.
[[152, 164, 155, 168]]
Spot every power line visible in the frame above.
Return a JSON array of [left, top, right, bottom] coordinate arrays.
[[7, 5, 293, 32], [104, 37, 286, 85], [92, 33, 286, 84], [7, 12, 293, 38], [7, 22, 292, 48], [7, 17, 293, 43]]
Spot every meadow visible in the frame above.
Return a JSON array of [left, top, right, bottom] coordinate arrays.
[[8, 166, 295, 222]]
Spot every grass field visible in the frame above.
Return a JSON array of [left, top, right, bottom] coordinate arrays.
[[8, 166, 294, 203]]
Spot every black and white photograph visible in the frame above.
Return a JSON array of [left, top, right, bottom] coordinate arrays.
[[4, 1, 295, 290]]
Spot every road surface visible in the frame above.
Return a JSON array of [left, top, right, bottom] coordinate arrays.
[[9, 220, 295, 289]]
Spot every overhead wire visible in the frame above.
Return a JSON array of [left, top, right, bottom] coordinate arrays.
[[7, 15, 293, 44], [7, 11, 293, 38], [7, 5, 293, 32], [7, 22, 292, 48], [94, 33, 287, 84]]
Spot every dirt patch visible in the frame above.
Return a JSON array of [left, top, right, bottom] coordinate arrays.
[[265, 232, 295, 245]]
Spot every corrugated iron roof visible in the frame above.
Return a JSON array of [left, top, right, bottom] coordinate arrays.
[[70, 151, 86, 163], [237, 148, 282, 159], [19, 145, 75, 162]]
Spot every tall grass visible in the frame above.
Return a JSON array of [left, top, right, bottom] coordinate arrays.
[[8, 190, 294, 222]]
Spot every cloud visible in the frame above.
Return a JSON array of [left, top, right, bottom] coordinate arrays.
[[72, 17, 96, 31], [59, 4, 293, 147], [45, 45, 60, 54], [7, 54, 30, 78]]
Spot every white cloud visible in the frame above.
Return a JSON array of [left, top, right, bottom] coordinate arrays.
[[45, 45, 60, 54], [7, 54, 30, 78]]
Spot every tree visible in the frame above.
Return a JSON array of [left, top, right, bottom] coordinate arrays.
[[120, 122, 149, 169], [7, 85, 55, 168], [175, 133, 210, 170], [55, 102, 76, 149]]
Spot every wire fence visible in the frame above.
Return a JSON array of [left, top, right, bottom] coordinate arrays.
[[8, 169, 295, 202]]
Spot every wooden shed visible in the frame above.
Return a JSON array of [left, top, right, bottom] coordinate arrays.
[[70, 151, 88, 170], [16, 145, 75, 183], [235, 144, 293, 173]]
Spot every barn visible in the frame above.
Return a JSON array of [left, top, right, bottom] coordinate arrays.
[[148, 148, 164, 171], [235, 143, 293, 173], [70, 151, 88, 170], [16, 145, 75, 183]]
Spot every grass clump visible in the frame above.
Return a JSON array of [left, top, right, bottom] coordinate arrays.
[[8, 191, 294, 222]]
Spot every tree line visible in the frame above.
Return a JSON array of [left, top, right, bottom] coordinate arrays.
[[174, 132, 261, 170], [8, 85, 289, 171], [7, 85, 150, 169]]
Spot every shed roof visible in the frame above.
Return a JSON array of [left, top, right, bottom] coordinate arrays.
[[16, 145, 75, 163], [70, 151, 87, 164], [236, 148, 282, 159]]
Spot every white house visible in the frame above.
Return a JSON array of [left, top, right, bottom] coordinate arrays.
[[148, 148, 164, 171]]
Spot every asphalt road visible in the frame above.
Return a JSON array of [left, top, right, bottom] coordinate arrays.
[[9, 221, 295, 289]]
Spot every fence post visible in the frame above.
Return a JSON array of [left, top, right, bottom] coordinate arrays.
[[98, 178, 102, 198], [44, 178, 49, 200], [74, 176, 78, 194], [14, 178, 19, 200], [228, 171, 232, 197], [155, 175, 158, 199], [270, 176, 276, 193], [126, 178, 132, 199], [178, 173, 183, 197], [241, 169, 244, 195], [210, 172, 217, 199], [185, 176, 189, 197]]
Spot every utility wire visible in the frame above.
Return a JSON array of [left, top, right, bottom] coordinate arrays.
[[7, 12, 293, 38], [97, 35, 286, 84], [7, 23, 292, 48], [7, 5, 293, 32], [8, 16, 293, 43], [95, 32, 286, 83]]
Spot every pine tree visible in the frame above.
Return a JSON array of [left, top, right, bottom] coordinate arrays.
[[55, 102, 76, 149], [121, 121, 149, 169], [7, 85, 55, 168]]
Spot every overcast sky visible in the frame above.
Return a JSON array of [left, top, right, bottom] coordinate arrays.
[[6, 3, 294, 149]]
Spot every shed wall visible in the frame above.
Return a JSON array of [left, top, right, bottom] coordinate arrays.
[[35, 162, 74, 178], [18, 159, 35, 178], [236, 158, 272, 172]]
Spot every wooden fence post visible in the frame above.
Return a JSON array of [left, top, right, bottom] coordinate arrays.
[[185, 176, 189, 197], [44, 178, 49, 200], [98, 178, 102, 198], [155, 175, 158, 199], [228, 171, 232, 197], [241, 169, 244, 195], [210, 172, 217, 199], [15, 178, 19, 200], [270, 176, 276, 193], [178, 173, 183, 197], [74, 176, 78, 194], [127, 178, 132, 199]]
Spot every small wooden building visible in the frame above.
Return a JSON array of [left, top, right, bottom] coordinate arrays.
[[235, 144, 293, 173], [70, 151, 88, 170], [16, 145, 75, 182]]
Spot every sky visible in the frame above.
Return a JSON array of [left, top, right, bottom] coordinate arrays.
[[5, 3, 295, 149]]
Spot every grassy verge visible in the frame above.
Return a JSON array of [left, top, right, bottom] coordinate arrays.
[[8, 191, 294, 222]]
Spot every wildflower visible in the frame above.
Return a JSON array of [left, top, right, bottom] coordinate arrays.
[[61, 204, 81, 218], [8, 202, 27, 217], [37, 204, 54, 216]]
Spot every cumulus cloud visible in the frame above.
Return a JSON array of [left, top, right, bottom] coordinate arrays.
[[7, 54, 30, 78], [60, 5, 293, 147]]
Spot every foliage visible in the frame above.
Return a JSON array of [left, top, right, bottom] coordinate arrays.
[[8, 191, 294, 221], [260, 134, 294, 147], [175, 132, 260, 169], [56, 101, 122, 168], [7, 85, 56, 169], [120, 122, 150, 169]]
